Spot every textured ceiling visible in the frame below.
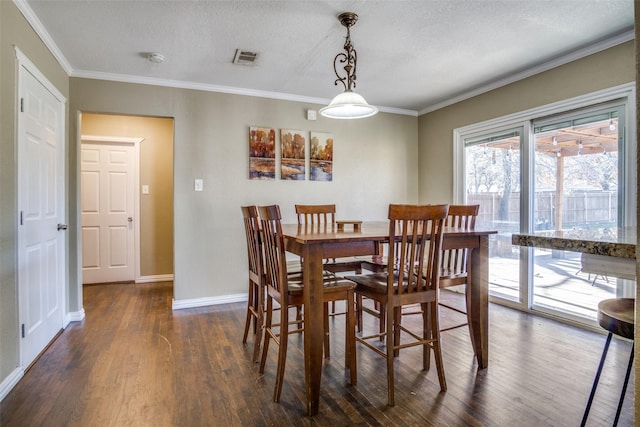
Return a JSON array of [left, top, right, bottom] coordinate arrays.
[[19, 0, 635, 115]]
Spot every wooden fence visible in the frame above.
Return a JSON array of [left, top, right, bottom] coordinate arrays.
[[468, 191, 617, 231]]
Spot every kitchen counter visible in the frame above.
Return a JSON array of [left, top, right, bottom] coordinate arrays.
[[511, 228, 636, 259]]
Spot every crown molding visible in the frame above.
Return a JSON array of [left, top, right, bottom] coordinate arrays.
[[70, 69, 418, 116], [13, 0, 74, 74], [419, 29, 635, 115]]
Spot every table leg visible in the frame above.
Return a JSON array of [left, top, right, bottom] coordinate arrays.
[[469, 235, 489, 369], [303, 243, 324, 415]]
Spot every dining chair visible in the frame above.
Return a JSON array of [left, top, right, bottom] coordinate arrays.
[[358, 204, 480, 340], [240, 205, 307, 363], [580, 298, 634, 427], [295, 204, 364, 337], [437, 204, 480, 337], [240, 205, 265, 363], [394, 204, 480, 328], [258, 204, 357, 402], [295, 204, 364, 276], [347, 204, 449, 406]]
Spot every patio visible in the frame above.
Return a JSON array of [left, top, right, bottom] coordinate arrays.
[[489, 248, 623, 322]]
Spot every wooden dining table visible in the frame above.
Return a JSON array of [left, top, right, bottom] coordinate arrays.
[[282, 221, 497, 415]]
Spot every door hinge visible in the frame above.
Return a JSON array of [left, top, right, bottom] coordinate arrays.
[[20, 98, 24, 113], [19, 210, 23, 226], [21, 324, 25, 338]]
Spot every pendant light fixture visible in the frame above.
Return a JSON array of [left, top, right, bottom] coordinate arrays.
[[320, 12, 378, 119]]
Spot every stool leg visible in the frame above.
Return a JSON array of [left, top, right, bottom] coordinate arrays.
[[613, 343, 634, 427], [581, 332, 613, 427]]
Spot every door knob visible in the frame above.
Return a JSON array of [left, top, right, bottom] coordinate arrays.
[[57, 223, 68, 231], [128, 217, 133, 223]]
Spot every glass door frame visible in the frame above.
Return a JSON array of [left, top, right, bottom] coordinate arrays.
[[453, 83, 636, 321], [530, 102, 632, 322], [454, 123, 532, 307]]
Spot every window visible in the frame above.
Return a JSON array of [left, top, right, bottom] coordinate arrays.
[[454, 84, 636, 326]]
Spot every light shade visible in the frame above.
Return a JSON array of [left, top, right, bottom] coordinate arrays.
[[319, 91, 378, 119]]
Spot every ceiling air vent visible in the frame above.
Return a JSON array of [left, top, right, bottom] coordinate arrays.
[[233, 49, 258, 65]]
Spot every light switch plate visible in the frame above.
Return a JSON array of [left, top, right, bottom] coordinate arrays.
[[194, 178, 203, 192], [142, 185, 149, 195]]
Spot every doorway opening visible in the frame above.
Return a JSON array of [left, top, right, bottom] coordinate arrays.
[[80, 113, 174, 286]]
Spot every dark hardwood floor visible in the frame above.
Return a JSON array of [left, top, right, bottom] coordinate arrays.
[[0, 282, 633, 426]]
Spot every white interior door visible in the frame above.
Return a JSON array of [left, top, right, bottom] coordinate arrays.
[[17, 50, 66, 368], [81, 140, 136, 284]]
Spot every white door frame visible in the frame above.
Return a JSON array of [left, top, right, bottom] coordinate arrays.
[[16, 47, 67, 366], [81, 135, 142, 282]]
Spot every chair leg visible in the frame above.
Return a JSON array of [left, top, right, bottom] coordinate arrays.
[[430, 301, 447, 391], [252, 289, 264, 363], [253, 285, 260, 333], [259, 297, 274, 374], [613, 343, 634, 427], [355, 294, 363, 333], [581, 332, 613, 427], [393, 307, 401, 357], [379, 302, 386, 342], [464, 283, 478, 356], [422, 302, 431, 370], [386, 304, 395, 407], [346, 291, 357, 385], [274, 302, 289, 402], [242, 281, 254, 344], [324, 302, 331, 358]]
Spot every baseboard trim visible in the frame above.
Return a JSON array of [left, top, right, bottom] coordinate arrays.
[[66, 309, 86, 323], [172, 293, 247, 310], [136, 274, 174, 284], [0, 368, 24, 402]]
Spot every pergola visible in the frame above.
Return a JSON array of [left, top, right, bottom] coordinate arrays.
[[485, 118, 619, 230]]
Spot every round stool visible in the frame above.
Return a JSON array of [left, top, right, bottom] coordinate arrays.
[[581, 298, 635, 427]]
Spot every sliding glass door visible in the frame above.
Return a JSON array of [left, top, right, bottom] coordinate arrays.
[[530, 103, 631, 320], [454, 87, 635, 326]]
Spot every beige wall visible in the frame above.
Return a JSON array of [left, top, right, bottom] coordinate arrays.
[[81, 114, 174, 277], [0, 1, 70, 388], [69, 79, 419, 301], [418, 41, 635, 203]]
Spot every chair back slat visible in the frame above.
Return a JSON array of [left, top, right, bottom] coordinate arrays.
[[387, 204, 448, 297], [441, 204, 479, 277], [295, 204, 336, 231], [259, 205, 289, 297], [241, 205, 263, 281]]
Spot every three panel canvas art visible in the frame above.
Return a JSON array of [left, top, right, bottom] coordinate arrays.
[[249, 126, 333, 181]]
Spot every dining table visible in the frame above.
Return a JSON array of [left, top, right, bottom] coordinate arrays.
[[281, 220, 497, 415]]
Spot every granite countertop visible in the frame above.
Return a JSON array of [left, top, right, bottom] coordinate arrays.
[[511, 228, 637, 259]]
